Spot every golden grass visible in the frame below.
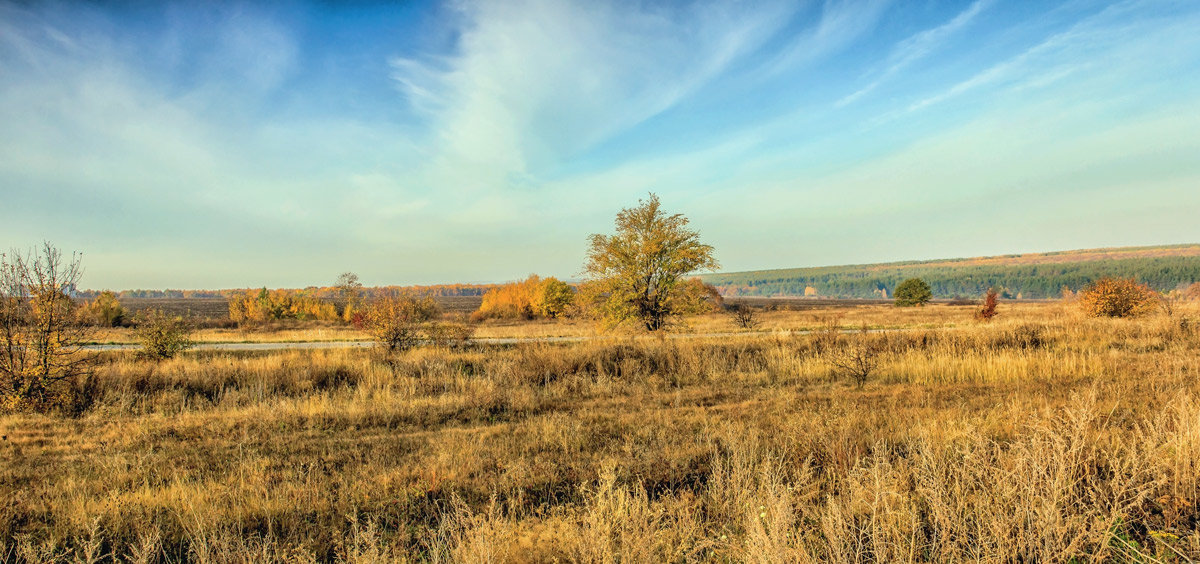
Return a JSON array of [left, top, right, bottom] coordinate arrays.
[[90, 301, 1075, 344], [2, 303, 1199, 562]]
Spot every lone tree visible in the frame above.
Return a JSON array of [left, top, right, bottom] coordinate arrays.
[[583, 194, 718, 331], [0, 243, 92, 412], [894, 278, 932, 307]]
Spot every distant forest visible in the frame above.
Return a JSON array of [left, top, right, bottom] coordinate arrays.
[[704, 251, 1200, 299]]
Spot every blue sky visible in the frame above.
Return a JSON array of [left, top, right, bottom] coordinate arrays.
[[2, 0, 1198, 289]]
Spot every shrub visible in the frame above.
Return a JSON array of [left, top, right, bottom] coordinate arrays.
[[828, 336, 882, 388], [533, 278, 575, 319], [894, 278, 932, 307], [976, 288, 999, 321], [726, 303, 759, 329], [1185, 282, 1200, 301], [79, 290, 126, 327], [1078, 278, 1160, 318], [474, 275, 542, 321], [365, 293, 439, 352], [134, 309, 195, 360]]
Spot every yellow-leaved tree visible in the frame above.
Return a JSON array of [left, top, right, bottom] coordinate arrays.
[[582, 194, 718, 331], [0, 243, 92, 412]]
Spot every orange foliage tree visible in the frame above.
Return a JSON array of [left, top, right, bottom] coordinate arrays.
[[473, 275, 576, 321], [1077, 277, 1160, 318]]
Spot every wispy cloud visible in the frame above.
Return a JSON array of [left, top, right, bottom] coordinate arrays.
[[905, 0, 1192, 113], [838, 0, 990, 107], [389, 0, 799, 189], [763, 0, 893, 76]]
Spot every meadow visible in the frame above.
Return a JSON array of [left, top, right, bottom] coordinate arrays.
[[2, 302, 1198, 562]]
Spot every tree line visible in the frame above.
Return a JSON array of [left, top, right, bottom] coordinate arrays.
[[705, 256, 1200, 299]]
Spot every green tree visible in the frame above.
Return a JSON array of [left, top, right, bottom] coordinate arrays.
[[583, 194, 718, 331], [533, 278, 575, 319], [894, 278, 932, 307]]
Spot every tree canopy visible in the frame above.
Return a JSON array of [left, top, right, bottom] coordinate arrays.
[[894, 278, 933, 307], [583, 194, 718, 331]]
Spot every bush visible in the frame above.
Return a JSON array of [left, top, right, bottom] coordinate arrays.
[[894, 278, 932, 307], [533, 278, 575, 319], [828, 336, 883, 388], [976, 288, 999, 321], [79, 290, 126, 327], [228, 287, 340, 326], [726, 303, 759, 329], [365, 293, 439, 352], [1078, 278, 1160, 318], [134, 309, 195, 360]]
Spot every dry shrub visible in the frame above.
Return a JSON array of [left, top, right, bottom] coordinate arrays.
[[365, 293, 439, 352], [78, 290, 126, 327], [1078, 277, 1160, 318], [726, 303, 759, 329], [976, 287, 999, 321], [827, 335, 883, 387]]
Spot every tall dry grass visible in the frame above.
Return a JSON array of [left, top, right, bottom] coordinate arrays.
[[1, 304, 1198, 562]]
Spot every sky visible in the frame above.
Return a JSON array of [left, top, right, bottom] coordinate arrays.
[[2, 0, 1199, 290]]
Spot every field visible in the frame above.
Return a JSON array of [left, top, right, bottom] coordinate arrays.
[[2, 301, 1199, 562]]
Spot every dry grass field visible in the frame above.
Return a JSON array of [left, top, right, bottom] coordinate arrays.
[[2, 302, 1199, 562], [90, 300, 1053, 344]]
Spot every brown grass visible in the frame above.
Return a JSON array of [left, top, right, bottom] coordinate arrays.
[[2, 303, 1199, 562]]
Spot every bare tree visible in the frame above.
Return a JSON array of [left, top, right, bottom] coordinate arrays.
[[0, 243, 92, 411], [335, 272, 364, 318]]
